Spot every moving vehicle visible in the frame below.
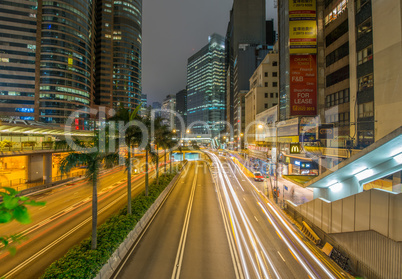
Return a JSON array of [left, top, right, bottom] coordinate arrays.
[[254, 172, 264, 182]]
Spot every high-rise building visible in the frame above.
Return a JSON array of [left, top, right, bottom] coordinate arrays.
[[175, 89, 187, 136], [0, 0, 142, 130], [225, 0, 272, 148], [278, 0, 402, 151], [0, 0, 96, 129], [161, 94, 176, 129], [186, 33, 226, 138], [95, 0, 142, 110], [0, 0, 38, 121], [38, 0, 96, 129], [245, 50, 279, 145]]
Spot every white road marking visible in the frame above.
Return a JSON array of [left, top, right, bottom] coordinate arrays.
[[254, 216, 258, 222], [278, 251, 286, 262]]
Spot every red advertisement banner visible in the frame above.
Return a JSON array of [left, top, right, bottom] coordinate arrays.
[[290, 55, 317, 116]]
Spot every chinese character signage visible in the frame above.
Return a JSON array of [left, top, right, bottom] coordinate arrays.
[[289, 0, 317, 54], [290, 55, 317, 116]]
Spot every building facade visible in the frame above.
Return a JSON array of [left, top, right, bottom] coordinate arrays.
[[186, 34, 226, 138], [175, 89, 187, 137], [95, 0, 142, 110], [225, 0, 273, 145], [0, 0, 142, 130], [245, 51, 279, 145], [161, 94, 176, 129]]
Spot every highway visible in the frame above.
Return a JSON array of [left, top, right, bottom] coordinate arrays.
[[114, 152, 346, 279], [113, 159, 239, 279], [0, 157, 170, 279]]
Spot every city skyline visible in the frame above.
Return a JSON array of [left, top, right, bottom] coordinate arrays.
[[142, 0, 278, 104]]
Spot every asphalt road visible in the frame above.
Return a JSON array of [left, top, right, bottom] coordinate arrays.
[[0, 158, 172, 279], [208, 151, 345, 279], [114, 160, 239, 279]]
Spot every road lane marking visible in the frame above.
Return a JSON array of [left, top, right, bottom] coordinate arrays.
[[254, 216, 258, 222], [243, 198, 246, 201], [171, 165, 198, 279], [212, 166, 243, 279], [277, 251, 286, 262]]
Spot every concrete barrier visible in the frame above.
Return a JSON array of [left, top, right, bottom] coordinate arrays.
[[95, 162, 188, 279]]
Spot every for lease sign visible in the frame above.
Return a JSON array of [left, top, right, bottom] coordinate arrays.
[[290, 55, 317, 116]]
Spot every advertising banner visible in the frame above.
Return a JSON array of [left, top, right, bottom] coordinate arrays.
[[289, 21, 317, 54], [289, 0, 317, 54], [290, 55, 317, 116]]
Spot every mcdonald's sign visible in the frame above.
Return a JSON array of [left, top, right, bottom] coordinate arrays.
[[290, 143, 300, 154]]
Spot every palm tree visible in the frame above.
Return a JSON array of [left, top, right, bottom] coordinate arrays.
[[153, 120, 172, 183], [109, 105, 142, 215], [60, 133, 118, 250]]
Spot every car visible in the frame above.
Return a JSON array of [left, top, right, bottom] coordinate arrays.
[[254, 172, 264, 182]]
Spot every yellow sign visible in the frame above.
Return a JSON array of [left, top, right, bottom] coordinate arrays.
[[289, 21, 317, 54], [264, 136, 299, 143], [289, 0, 316, 18], [290, 143, 300, 154]]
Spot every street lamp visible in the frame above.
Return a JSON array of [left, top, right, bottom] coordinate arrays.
[[258, 124, 263, 129], [186, 129, 190, 134]]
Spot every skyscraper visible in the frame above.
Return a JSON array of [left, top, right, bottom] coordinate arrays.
[[95, 0, 142, 110], [0, 0, 142, 130], [175, 89, 187, 136], [0, 0, 38, 121], [187, 33, 226, 138], [38, 0, 96, 129], [225, 0, 269, 148]]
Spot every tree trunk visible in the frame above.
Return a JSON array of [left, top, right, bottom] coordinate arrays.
[[156, 149, 159, 184], [145, 149, 149, 196], [91, 174, 98, 250], [170, 150, 172, 173], [164, 148, 167, 173], [127, 145, 132, 215]]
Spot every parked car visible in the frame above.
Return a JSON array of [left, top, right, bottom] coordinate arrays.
[[254, 172, 264, 182]]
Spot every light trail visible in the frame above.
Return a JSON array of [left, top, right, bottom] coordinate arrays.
[[206, 151, 281, 279], [227, 154, 336, 279]]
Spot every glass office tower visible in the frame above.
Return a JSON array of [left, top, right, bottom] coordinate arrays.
[[38, 0, 96, 129], [95, 0, 142, 110], [187, 33, 226, 138], [0, 0, 38, 121]]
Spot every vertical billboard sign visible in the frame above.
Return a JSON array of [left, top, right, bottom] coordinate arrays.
[[289, 0, 317, 54], [290, 55, 317, 116]]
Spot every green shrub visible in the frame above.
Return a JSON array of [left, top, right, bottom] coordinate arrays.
[[41, 171, 179, 279]]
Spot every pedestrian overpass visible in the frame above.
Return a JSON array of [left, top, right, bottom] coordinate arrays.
[[304, 126, 402, 201], [286, 127, 402, 279]]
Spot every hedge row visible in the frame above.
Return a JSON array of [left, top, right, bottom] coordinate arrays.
[[41, 170, 180, 279]]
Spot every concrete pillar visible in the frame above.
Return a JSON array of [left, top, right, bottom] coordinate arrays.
[[27, 154, 43, 183], [43, 153, 52, 184], [392, 171, 402, 192]]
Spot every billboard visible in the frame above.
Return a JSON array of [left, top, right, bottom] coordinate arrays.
[[289, 0, 317, 54], [290, 55, 317, 116], [289, 21, 317, 54]]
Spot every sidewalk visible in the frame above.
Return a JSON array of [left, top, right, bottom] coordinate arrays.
[[229, 152, 313, 205]]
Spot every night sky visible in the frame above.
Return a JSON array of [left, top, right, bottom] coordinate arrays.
[[142, 0, 278, 104]]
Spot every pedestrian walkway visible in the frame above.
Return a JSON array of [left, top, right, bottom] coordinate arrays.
[[228, 151, 313, 205]]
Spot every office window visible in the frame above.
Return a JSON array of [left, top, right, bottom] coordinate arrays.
[[270, 93, 274, 98], [264, 72, 268, 77], [264, 82, 268, 87], [273, 61, 278, 66], [272, 82, 278, 87], [265, 103, 268, 108], [265, 93, 268, 98], [272, 72, 278, 77], [358, 101, 374, 118], [356, 0, 369, 11], [275, 93, 278, 98], [357, 18, 372, 38], [358, 74, 373, 91], [357, 45, 373, 65]]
